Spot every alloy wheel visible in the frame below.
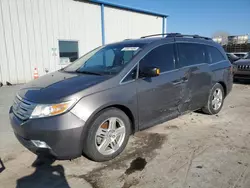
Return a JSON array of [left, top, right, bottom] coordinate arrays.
[[95, 117, 126, 155], [212, 88, 223, 110]]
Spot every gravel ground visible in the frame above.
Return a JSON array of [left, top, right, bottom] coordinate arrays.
[[0, 83, 250, 188]]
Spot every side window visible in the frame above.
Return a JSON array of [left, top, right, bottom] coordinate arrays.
[[139, 44, 175, 73], [122, 66, 137, 83], [177, 43, 207, 68], [206, 46, 225, 64]]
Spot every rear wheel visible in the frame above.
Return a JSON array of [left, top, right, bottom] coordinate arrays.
[[202, 83, 225, 115], [83, 108, 131, 162]]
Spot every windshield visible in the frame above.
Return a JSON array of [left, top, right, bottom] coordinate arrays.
[[63, 43, 144, 75]]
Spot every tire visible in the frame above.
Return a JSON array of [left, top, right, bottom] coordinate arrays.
[[202, 83, 225, 115], [83, 108, 131, 162]]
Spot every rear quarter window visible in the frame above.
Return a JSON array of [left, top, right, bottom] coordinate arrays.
[[206, 46, 226, 64]]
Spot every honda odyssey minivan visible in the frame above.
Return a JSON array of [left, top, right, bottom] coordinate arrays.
[[10, 33, 233, 162]]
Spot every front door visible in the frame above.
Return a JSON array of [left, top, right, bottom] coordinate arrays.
[[137, 43, 185, 129]]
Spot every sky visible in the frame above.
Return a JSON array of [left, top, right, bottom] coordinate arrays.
[[100, 0, 250, 37]]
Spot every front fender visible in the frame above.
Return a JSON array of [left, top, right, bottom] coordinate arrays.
[[70, 82, 138, 147]]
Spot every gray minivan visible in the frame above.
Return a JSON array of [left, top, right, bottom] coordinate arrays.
[[10, 34, 233, 162]]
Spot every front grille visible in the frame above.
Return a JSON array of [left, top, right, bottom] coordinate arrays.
[[238, 65, 250, 71], [12, 95, 36, 121]]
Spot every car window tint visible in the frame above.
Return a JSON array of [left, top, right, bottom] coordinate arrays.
[[177, 43, 207, 67], [207, 46, 226, 63], [84, 51, 104, 67], [123, 51, 134, 64], [105, 49, 115, 67], [85, 49, 115, 68], [122, 66, 137, 83], [139, 44, 175, 73]]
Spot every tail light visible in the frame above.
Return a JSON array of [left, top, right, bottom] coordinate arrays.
[[229, 63, 235, 75]]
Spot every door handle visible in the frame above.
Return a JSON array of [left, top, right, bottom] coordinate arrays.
[[182, 70, 191, 82], [182, 76, 188, 82], [172, 79, 183, 85], [173, 76, 189, 85], [183, 72, 190, 80]]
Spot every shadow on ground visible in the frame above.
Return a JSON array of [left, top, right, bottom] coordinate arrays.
[[0, 158, 5, 173], [16, 156, 70, 188]]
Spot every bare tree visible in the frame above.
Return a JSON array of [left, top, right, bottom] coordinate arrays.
[[212, 31, 230, 45]]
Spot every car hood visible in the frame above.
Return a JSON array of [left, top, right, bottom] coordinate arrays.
[[18, 71, 110, 103], [234, 59, 250, 65]]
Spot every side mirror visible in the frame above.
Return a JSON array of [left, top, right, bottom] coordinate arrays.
[[140, 67, 160, 77]]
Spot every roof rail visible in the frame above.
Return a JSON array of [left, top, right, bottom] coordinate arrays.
[[178, 34, 212, 40], [141, 33, 179, 38], [141, 33, 212, 40]]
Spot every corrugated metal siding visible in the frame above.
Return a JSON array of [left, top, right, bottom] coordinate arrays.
[[0, 0, 102, 84], [104, 7, 163, 44], [0, 0, 165, 85]]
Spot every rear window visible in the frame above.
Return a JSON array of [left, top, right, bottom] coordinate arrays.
[[177, 43, 207, 68], [206, 46, 225, 63]]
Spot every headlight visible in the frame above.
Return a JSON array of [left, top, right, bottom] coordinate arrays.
[[30, 100, 76, 119]]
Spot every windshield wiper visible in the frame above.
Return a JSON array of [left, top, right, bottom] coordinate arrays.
[[76, 70, 102, 76]]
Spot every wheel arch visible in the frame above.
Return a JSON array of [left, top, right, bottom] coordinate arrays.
[[218, 81, 227, 96], [101, 104, 136, 133], [81, 103, 137, 141]]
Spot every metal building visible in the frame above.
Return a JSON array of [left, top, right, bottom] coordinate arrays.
[[0, 0, 168, 85]]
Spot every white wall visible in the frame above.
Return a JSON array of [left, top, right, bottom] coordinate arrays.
[[104, 7, 163, 44], [0, 0, 102, 84], [0, 0, 165, 85]]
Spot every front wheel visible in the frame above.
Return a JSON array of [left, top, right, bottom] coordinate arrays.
[[83, 108, 131, 162], [202, 83, 225, 115]]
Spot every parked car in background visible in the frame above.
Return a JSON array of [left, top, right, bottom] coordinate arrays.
[[233, 52, 248, 58], [243, 52, 250, 59], [9, 33, 233, 162], [227, 53, 240, 63], [233, 52, 250, 80]]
